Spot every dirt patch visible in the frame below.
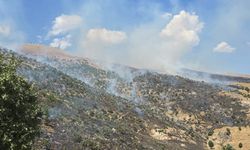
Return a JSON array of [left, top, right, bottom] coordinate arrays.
[[150, 127, 196, 144], [207, 126, 250, 150]]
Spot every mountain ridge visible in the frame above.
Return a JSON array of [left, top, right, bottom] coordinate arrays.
[[19, 44, 250, 84], [1, 45, 250, 149]]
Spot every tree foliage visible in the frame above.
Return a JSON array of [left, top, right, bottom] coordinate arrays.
[[0, 54, 41, 149]]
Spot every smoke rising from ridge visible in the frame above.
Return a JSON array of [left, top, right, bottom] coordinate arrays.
[[71, 10, 203, 74], [42, 0, 250, 74]]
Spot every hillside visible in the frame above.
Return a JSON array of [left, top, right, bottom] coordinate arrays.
[[1, 44, 250, 149]]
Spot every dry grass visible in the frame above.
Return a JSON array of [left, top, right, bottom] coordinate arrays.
[[150, 127, 196, 144], [208, 126, 250, 150]]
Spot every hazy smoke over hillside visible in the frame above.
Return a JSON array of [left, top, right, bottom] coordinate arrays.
[[40, 0, 204, 74], [41, 0, 250, 74], [77, 11, 203, 74]]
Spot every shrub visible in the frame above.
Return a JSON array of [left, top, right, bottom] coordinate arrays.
[[226, 128, 231, 136], [208, 130, 214, 136], [208, 140, 214, 149], [223, 144, 235, 150], [0, 54, 41, 149], [245, 87, 249, 92], [82, 139, 101, 150], [239, 143, 243, 148]]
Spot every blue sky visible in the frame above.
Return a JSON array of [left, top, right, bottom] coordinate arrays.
[[0, 0, 250, 74]]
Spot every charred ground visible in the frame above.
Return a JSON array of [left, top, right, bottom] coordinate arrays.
[[1, 45, 249, 150]]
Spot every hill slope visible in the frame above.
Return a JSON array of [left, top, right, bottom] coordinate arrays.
[[1, 45, 250, 149]]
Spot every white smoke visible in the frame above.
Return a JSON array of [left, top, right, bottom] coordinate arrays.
[[125, 10, 203, 73], [72, 10, 204, 74], [47, 14, 83, 37], [50, 34, 72, 49]]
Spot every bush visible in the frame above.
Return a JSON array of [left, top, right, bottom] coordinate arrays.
[[82, 139, 101, 150], [0, 54, 41, 149], [208, 140, 214, 148], [223, 144, 235, 150], [226, 128, 231, 136], [239, 143, 243, 148], [245, 87, 250, 92], [208, 130, 214, 136]]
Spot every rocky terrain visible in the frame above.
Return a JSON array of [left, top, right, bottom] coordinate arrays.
[[1, 44, 250, 149]]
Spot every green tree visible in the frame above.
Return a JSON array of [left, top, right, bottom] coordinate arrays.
[[0, 54, 41, 149]]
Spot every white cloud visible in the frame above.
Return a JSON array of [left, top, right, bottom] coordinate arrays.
[[0, 23, 25, 49], [80, 28, 127, 63], [213, 42, 235, 53], [0, 25, 11, 37], [47, 14, 82, 50], [50, 35, 72, 49], [48, 14, 83, 36], [161, 12, 172, 19], [133, 11, 203, 72], [160, 10, 203, 46], [77, 11, 203, 73], [86, 28, 127, 44], [0, 1, 25, 49], [141, 10, 203, 69]]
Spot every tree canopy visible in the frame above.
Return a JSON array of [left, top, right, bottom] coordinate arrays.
[[0, 54, 41, 150]]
